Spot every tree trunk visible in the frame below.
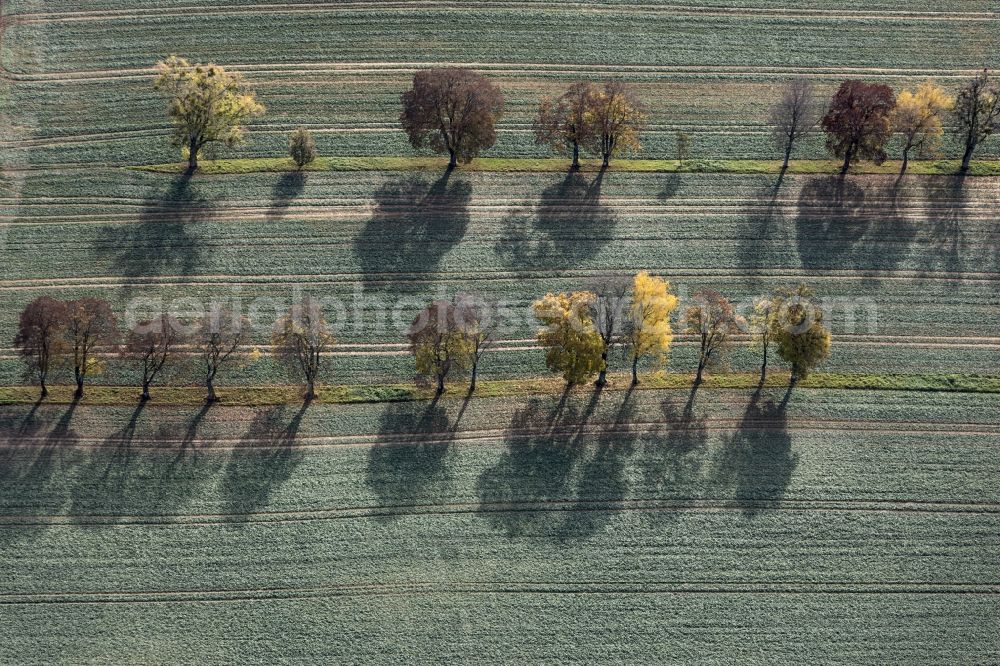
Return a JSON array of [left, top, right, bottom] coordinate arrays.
[[448, 149, 457, 170], [960, 142, 975, 173], [781, 141, 793, 171], [899, 147, 910, 176], [141, 383, 151, 402], [695, 358, 705, 385], [436, 373, 445, 395], [596, 351, 608, 387], [631, 354, 639, 386], [760, 343, 768, 383], [39, 379, 48, 399], [205, 375, 217, 403], [469, 362, 478, 393], [840, 147, 853, 175], [602, 152, 610, 168], [571, 142, 579, 169], [187, 137, 199, 174], [304, 378, 315, 401], [74, 376, 84, 399]]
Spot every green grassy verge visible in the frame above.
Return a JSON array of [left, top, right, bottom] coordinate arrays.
[[2, 372, 997, 407], [135, 156, 1000, 176]]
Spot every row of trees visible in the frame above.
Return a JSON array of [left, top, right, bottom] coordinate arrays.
[[155, 55, 1000, 175], [14, 282, 830, 403], [14, 296, 334, 402], [406, 276, 832, 395]]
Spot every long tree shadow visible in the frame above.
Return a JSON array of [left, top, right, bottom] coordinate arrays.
[[220, 402, 309, 521], [354, 172, 472, 289], [641, 395, 709, 516], [0, 400, 81, 548], [713, 388, 796, 517], [365, 398, 455, 516], [495, 170, 616, 268], [69, 402, 221, 521], [268, 171, 307, 221], [559, 387, 641, 539], [93, 175, 209, 289], [657, 172, 682, 201], [475, 389, 594, 538], [737, 176, 793, 286], [795, 175, 917, 279], [920, 174, 969, 275]]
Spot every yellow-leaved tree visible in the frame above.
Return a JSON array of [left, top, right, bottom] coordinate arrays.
[[154, 55, 265, 174], [769, 284, 831, 384], [533, 292, 605, 386], [584, 80, 647, 167], [626, 272, 678, 385], [891, 81, 952, 176]]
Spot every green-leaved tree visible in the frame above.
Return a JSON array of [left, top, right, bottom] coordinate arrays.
[[154, 55, 265, 174]]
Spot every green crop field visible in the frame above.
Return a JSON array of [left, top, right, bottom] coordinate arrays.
[[1, 0, 998, 663]]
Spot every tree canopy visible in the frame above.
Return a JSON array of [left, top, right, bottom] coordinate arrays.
[[892, 81, 952, 175], [64, 297, 118, 399], [584, 80, 646, 167], [154, 55, 265, 173], [953, 69, 1000, 173], [534, 82, 598, 168], [626, 272, 678, 385], [123, 314, 183, 401], [770, 284, 832, 382], [533, 292, 605, 386], [400, 68, 504, 168], [821, 80, 895, 174], [289, 126, 318, 170], [683, 290, 742, 384], [409, 299, 472, 394], [13, 296, 68, 398]]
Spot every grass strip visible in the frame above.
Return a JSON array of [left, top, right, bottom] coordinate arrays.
[[135, 157, 1000, 176], [1, 372, 997, 407]]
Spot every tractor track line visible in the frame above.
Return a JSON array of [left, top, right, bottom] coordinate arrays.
[[3, 267, 1000, 290], [1, 62, 991, 84], [4, 418, 999, 451], [2, 578, 999, 606], [6, 1, 998, 25], [3, 498, 1000, 532], [0, 498, 1000, 530]]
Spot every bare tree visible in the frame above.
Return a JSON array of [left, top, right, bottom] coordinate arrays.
[[589, 277, 629, 387], [64, 297, 118, 399], [14, 296, 68, 399], [272, 296, 335, 401], [401, 68, 504, 169], [770, 78, 818, 171], [954, 69, 1000, 174], [455, 293, 496, 393], [122, 314, 183, 402], [193, 307, 248, 403], [533, 82, 597, 169], [747, 297, 776, 383], [683, 290, 743, 385]]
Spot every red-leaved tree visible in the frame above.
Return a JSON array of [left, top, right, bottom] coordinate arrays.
[[822, 81, 895, 174]]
